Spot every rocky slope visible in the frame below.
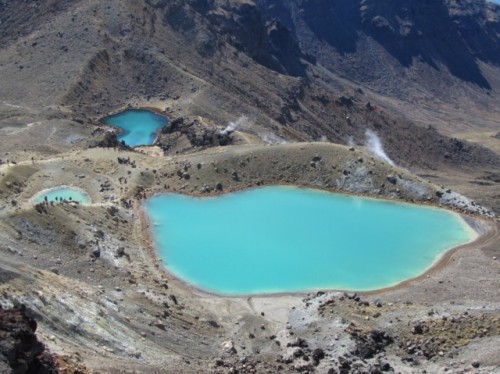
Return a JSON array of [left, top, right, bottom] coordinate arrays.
[[257, 0, 500, 117], [0, 144, 499, 373], [0, 0, 498, 210]]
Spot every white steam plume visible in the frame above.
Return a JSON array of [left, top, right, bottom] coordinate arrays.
[[365, 129, 394, 166], [347, 135, 355, 147], [258, 131, 288, 145], [219, 116, 288, 144], [219, 116, 250, 136]]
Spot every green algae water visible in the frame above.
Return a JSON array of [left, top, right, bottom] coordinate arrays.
[[145, 186, 477, 294], [33, 186, 91, 205], [102, 109, 168, 147]]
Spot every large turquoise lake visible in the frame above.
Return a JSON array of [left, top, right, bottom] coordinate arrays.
[[102, 109, 168, 147], [145, 186, 477, 294]]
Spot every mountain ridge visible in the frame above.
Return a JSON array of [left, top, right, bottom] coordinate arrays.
[[0, 0, 498, 199]]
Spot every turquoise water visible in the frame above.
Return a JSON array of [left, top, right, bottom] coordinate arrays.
[[102, 109, 168, 147], [145, 186, 476, 294], [33, 187, 91, 205]]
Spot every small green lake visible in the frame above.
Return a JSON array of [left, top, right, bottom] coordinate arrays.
[[145, 186, 477, 295], [102, 109, 168, 147]]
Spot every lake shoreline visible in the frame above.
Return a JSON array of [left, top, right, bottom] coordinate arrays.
[[100, 108, 169, 147], [140, 184, 496, 299]]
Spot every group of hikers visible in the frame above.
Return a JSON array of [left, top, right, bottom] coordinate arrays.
[[117, 157, 136, 167], [0, 159, 17, 166], [37, 195, 78, 207]]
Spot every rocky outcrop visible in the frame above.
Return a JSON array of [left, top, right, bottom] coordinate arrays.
[[347, 326, 394, 359], [157, 116, 234, 153], [0, 305, 58, 373], [88, 129, 130, 150]]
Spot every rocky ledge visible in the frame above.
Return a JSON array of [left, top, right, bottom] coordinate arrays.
[[0, 305, 58, 373]]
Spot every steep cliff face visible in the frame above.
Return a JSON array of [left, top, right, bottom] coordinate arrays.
[[3, 0, 499, 106], [146, 0, 306, 76], [446, 0, 500, 64], [3, 0, 499, 104], [359, 2, 463, 83], [257, 0, 500, 91]]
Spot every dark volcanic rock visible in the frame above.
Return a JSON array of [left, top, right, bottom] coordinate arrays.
[[0, 305, 58, 373], [90, 130, 129, 151], [158, 116, 234, 152], [346, 325, 394, 360], [311, 348, 325, 365]]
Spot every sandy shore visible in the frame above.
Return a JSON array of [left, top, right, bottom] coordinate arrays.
[[365, 218, 498, 296]]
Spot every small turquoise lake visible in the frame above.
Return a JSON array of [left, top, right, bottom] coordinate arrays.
[[145, 186, 477, 295], [102, 109, 168, 147], [33, 186, 91, 205]]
